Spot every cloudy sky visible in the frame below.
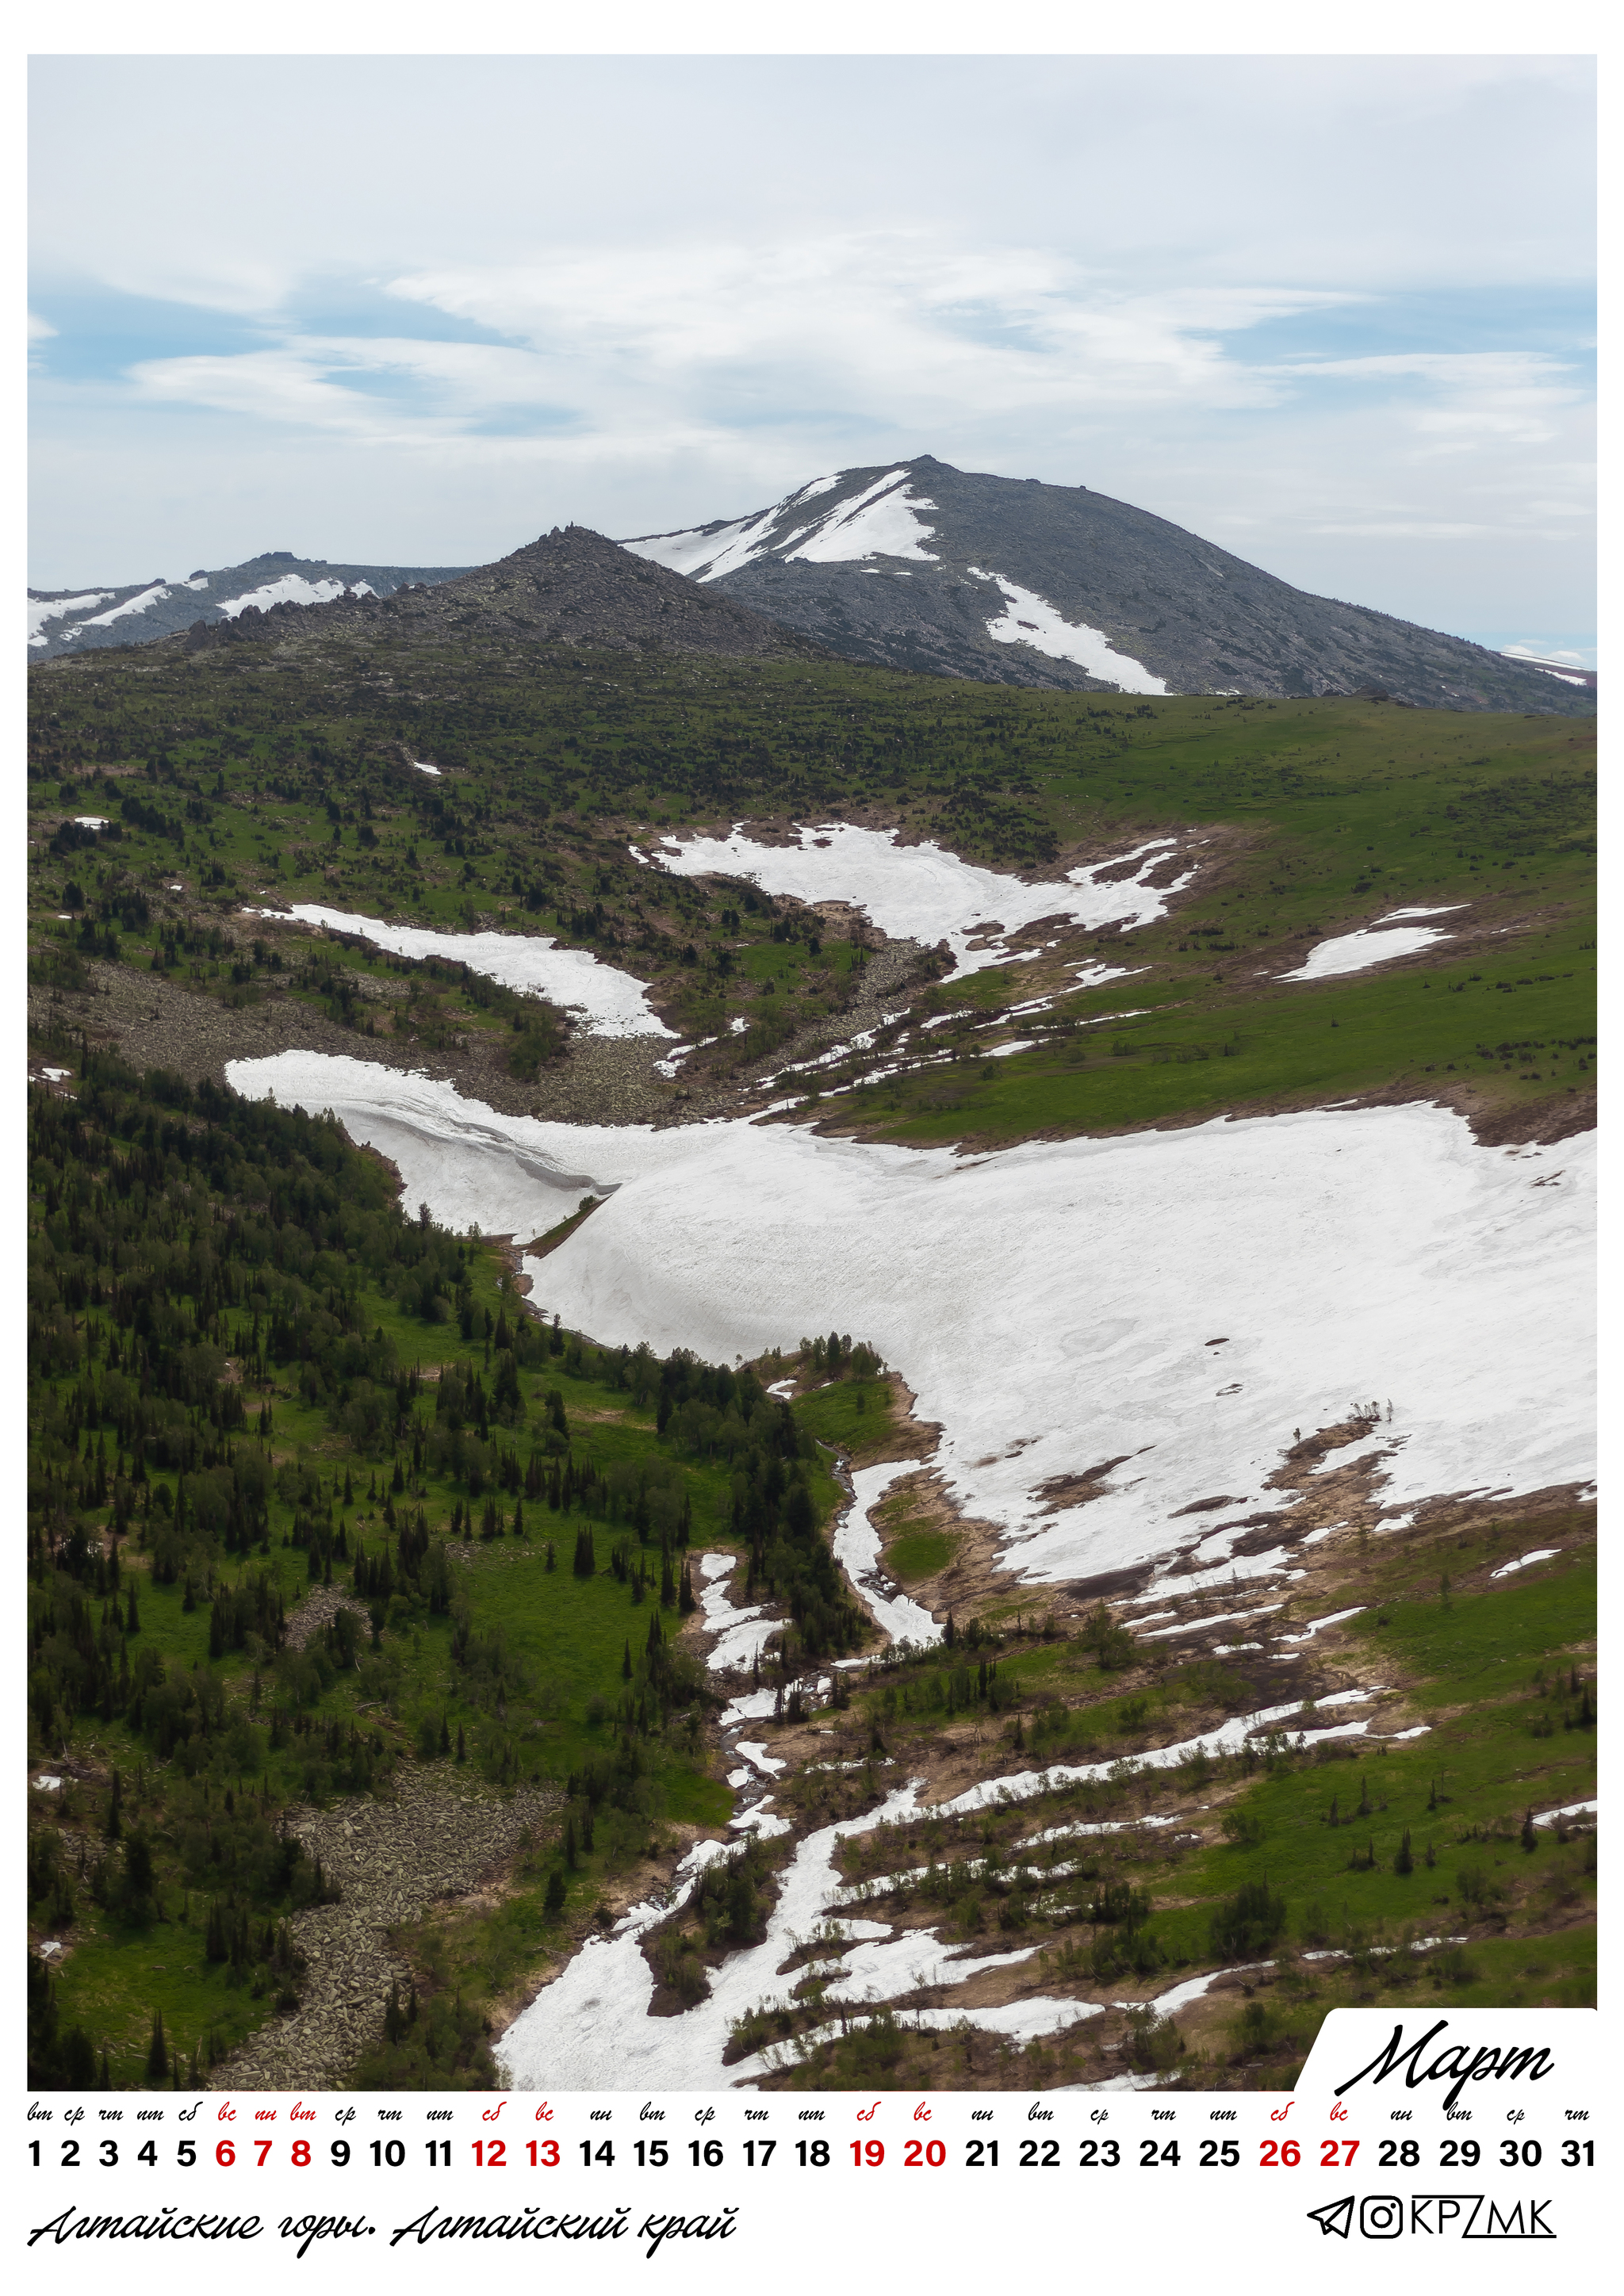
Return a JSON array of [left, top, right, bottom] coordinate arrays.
[[29, 55, 1595, 661]]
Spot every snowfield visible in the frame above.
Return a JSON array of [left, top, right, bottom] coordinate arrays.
[[782, 471, 938, 564], [225, 1051, 1595, 1592], [970, 568, 1169, 695], [1279, 905, 1465, 982], [240, 904, 674, 1038], [646, 821, 1190, 978], [76, 582, 171, 630], [27, 591, 113, 644], [216, 575, 373, 616], [622, 469, 939, 581]]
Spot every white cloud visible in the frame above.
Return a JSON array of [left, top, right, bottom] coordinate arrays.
[[26, 55, 1593, 635]]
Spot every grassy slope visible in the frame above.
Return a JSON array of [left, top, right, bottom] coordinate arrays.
[[28, 649, 1594, 1135], [768, 1501, 1595, 2090], [34, 1223, 733, 2080], [816, 695, 1596, 1143]]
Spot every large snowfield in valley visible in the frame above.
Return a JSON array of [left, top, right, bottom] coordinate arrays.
[[226, 1049, 1594, 1591], [646, 821, 1192, 975]]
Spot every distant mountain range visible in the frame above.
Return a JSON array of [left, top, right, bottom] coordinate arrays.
[[29, 459, 1591, 713], [622, 457, 1590, 713], [27, 550, 470, 661], [84, 526, 832, 671]]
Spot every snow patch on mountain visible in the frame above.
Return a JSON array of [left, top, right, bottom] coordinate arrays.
[[625, 469, 938, 583], [217, 575, 374, 617], [626, 511, 780, 584], [783, 472, 938, 564], [971, 568, 1169, 695], [28, 592, 113, 645], [79, 584, 171, 630]]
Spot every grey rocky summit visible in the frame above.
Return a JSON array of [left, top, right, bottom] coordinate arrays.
[[174, 524, 834, 665], [622, 453, 1589, 713]]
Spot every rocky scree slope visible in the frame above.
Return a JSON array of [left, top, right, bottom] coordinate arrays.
[[28, 549, 470, 661], [624, 455, 1590, 714]]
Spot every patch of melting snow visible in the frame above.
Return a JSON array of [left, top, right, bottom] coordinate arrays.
[[718, 1688, 780, 1728], [1533, 1799, 1596, 1827], [242, 905, 674, 1039], [646, 822, 1191, 980], [1277, 1605, 1366, 1643], [833, 1462, 944, 1648], [734, 1741, 787, 1777], [930, 1689, 1381, 1817], [29, 591, 113, 641], [968, 568, 1170, 696], [1132, 1962, 1274, 2018], [216, 574, 373, 616], [730, 1801, 792, 1840], [1141, 1601, 1284, 1640], [1018, 1814, 1182, 1849], [1280, 906, 1465, 983], [1491, 1548, 1561, 1578], [695, 1552, 779, 1673], [224, 1054, 1595, 1594], [409, 759, 442, 776]]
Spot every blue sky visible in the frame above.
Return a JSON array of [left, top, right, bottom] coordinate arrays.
[[29, 55, 1595, 661]]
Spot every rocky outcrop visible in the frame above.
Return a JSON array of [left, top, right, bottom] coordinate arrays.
[[174, 526, 832, 667]]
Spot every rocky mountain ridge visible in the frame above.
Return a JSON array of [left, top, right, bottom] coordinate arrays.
[[28, 549, 470, 661], [170, 524, 833, 667], [623, 454, 1591, 714]]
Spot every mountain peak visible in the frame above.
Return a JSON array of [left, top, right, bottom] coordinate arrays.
[[622, 459, 1587, 713]]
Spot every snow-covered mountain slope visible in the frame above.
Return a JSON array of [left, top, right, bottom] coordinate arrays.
[[27, 550, 470, 661], [623, 457, 1590, 714]]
